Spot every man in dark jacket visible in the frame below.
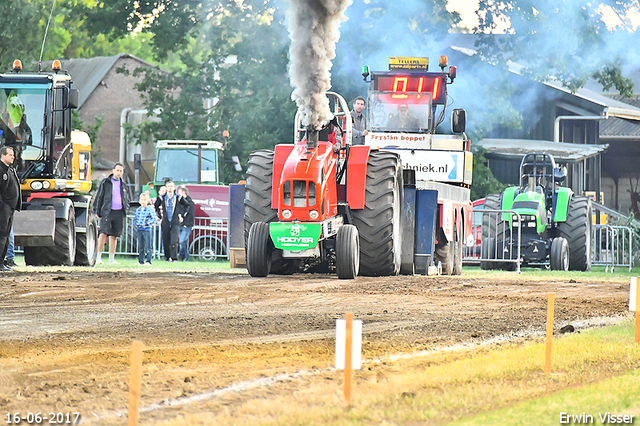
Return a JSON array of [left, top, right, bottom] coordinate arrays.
[[93, 163, 130, 264], [177, 186, 196, 261], [154, 180, 188, 261], [0, 146, 20, 271]]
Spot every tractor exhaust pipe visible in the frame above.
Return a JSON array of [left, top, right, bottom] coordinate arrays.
[[306, 128, 318, 149]]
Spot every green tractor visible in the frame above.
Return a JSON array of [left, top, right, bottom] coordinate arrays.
[[481, 152, 592, 271]]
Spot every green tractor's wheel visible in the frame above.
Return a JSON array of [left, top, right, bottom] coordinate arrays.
[[244, 150, 299, 275], [557, 195, 592, 271], [550, 237, 569, 271], [336, 224, 359, 280], [246, 221, 271, 277]]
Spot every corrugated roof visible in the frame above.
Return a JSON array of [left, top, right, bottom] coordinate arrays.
[[599, 94, 640, 138], [478, 138, 609, 162]]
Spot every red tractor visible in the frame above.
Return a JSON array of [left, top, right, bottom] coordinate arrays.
[[242, 56, 472, 279], [244, 92, 402, 279]]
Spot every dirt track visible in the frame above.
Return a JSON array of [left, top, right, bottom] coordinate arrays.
[[0, 269, 632, 424]]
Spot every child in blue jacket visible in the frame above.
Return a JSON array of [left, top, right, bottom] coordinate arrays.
[[134, 192, 157, 264]]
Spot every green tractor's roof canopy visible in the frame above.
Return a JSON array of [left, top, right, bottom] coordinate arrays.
[[478, 139, 608, 163]]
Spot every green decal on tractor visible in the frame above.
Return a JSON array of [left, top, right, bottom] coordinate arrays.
[[270, 222, 322, 250]]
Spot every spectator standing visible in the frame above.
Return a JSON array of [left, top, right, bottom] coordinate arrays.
[[351, 96, 368, 145], [0, 147, 20, 272], [93, 163, 130, 264], [177, 186, 195, 261], [4, 227, 15, 267], [154, 180, 188, 261], [134, 192, 156, 265]]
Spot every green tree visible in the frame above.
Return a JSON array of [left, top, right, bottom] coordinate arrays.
[[117, 1, 293, 182], [474, 0, 636, 97], [0, 0, 42, 70]]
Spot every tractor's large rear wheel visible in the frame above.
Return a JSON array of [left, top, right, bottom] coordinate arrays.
[[75, 211, 98, 266], [336, 224, 359, 279], [435, 227, 454, 275], [436, 212, 463, 276], [557, 195, 592, 271], [24, 205, 76, 266], [244, 150, 298, 275], [351, 150, 402, 276]]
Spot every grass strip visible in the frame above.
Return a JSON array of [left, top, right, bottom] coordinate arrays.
[[156, 320, 640, 425]]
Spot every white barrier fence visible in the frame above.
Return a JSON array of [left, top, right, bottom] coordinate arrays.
[[592, 225, 633, 272], [464, 206, 637, 272], [116, 215, 229, 260]]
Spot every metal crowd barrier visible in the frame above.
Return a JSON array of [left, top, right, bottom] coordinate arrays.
[[475, 209, 522, 273], [116, 215, 229, 260], [591, 224, 634, 272]]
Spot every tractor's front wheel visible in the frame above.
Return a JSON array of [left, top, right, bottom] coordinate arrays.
[[336, 224, 359, 279], [351, 150, 402, 276], [558, 195, 592, 271], [550, 237, 569, 271], [246, 222, 271, 277], [244, 150, 299, 274]]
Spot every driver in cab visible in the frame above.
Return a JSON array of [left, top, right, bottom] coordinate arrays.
[[387, 104, 420, 131]]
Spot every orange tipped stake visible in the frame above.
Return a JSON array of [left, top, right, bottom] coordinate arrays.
[[128, 340, 144, 426], [544, 293, 555, 375], [344, 312, 353, 405]]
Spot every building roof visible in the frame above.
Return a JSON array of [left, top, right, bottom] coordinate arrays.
[[598, 94, 640, 138], [478, 138, 609, 163], [52, 54, 156, 108]]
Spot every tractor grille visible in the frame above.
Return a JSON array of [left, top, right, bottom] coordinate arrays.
[[283, 180, 316, 207]]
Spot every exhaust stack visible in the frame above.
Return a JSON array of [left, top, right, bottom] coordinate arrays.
[[306, 128, 319, 149]]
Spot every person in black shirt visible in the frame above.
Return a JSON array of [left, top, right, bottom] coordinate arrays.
[[177, 186, 196, 261], [0, 146, 21, 271]]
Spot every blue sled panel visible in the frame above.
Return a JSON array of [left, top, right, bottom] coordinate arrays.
[[228, 184, 245, 249], [401, 187, 416, 275], [415, 189, 438, 275]]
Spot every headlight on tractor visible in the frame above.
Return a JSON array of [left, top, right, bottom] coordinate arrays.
[[42, 181, 51, 189], [282, 209, 292, 219], [30, 181, 43, 190], [309, 210, 319, 220]]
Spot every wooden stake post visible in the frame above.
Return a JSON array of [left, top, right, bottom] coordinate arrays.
[[631, 277, 640, 343], [128, 340, 144, 426], [544, 293, 555, 375], [344, 313, 353, 404]]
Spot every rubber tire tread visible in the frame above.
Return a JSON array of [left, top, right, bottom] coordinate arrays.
[[453, 218, 463, 275], [75, 211, 98, 266], [336, 224, 359, 279], [557, 195, 592, 271], [550, 237, 569, 271], [246, 222, 271, 277], [351, 150, 402, 276], [24, 206, 76, 266], [243, 150, 297, 275], [436, 226, 454, 275]]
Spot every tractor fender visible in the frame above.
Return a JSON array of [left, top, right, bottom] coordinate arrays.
[[23, 197, 75, 220], [271, 144, 295, 209], [345, 145, 372, 210], [552, 187, 573, 222]]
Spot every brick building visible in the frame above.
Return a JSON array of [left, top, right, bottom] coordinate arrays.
[[58, 54, 156, 181]]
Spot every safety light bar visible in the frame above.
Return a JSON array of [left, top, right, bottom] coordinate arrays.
[[12, 60, 22, 72]]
